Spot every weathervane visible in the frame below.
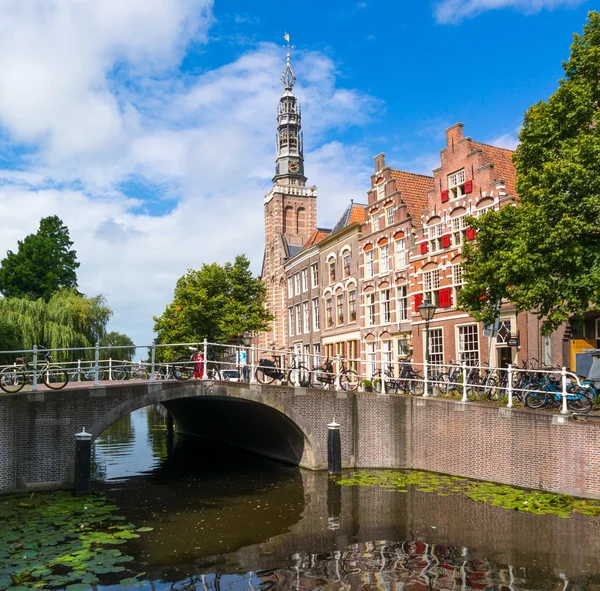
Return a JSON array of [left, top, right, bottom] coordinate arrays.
[[281, 33, 296, 91]]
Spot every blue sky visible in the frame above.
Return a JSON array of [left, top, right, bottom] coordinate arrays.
[[0, 0, 594, 346]]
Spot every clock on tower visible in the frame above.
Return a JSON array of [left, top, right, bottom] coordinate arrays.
[[288, 161, 300, 174]]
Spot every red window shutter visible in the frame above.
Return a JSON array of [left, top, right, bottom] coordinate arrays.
[[439, 287, 452, 308], [414, 293, 423, 312], [466, 227, 477, 241], [420, 242, 428, 255], [441, 234, 451, 248], [464, 180, 473, 194], [441, 190, 449, 203]]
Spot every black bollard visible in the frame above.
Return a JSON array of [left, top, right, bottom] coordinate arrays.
[[327, 419, 342, 475], [74, 428, 93, 496]]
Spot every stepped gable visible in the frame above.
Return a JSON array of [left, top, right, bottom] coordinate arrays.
[[330, 201, 367, 235], [390, 170, 433, 225], [472, 142, 517, 197]]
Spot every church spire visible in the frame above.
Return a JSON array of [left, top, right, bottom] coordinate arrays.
[[274, 36, 305, 185]]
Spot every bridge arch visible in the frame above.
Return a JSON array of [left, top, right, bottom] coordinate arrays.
[[89, 382, 325, 469]]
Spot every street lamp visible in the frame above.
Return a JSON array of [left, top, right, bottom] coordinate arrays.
[[241, 331, 253, 382], [418, 298, 438, 397]]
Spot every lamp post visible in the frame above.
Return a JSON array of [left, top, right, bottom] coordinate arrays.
[[418, 298, 438, 397], [242, 331, 253, 382]]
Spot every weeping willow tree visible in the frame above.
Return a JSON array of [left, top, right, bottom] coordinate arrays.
[[0, 289, 112, 362]]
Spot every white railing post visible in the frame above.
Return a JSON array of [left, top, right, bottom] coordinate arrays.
[[561, 366, 569, 415], [250, 345, 257, 384], [32, 345, 38, 392], [507, 364, 513, 408], [93, 341, 100, 387], [423, 355, 429, 397], [77, 358, 81, 381], [335, 354, 342, 391], [202, 338, 208, 380], [293, 353, 301, 387], [461, 362, 468, 403], [109, 358, 112, 381], [150, 345, 156, 382], [381, 356, 387, 394]]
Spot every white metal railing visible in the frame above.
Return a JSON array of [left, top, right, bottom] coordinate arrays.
[[0, 342, 595, 414]]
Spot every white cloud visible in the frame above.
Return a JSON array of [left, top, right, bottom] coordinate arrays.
[[488, 132, 519, 150], [0, 1, 378, 347], [434, 0, 587, 24]]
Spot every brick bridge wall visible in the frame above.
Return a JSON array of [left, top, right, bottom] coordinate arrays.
[[1, 382, 599, 498]]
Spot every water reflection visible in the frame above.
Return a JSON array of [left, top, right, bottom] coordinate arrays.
[[93, 406, 600, 591]]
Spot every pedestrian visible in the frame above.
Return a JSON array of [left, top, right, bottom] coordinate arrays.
[[193, 351, 204, 379]]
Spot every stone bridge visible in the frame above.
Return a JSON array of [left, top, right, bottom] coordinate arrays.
[[3, 379, 600, 499]]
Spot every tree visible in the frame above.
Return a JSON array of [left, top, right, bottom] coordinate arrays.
[[100, 331, 136, 362], [459, 11, 600, 334], [153, 255, 273, 361], [0, 216, 80, 301], [0, 289, 112, 361]]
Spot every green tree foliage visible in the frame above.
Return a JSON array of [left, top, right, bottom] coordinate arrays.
[[0, 215, 80, 301], [153, 255, 273, 361], [459, 11, 600, 334], [100, 331, 136, 362], [0, 289, 112, 361]]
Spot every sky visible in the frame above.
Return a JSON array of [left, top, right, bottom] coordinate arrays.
[[0, 0, 594, 347]]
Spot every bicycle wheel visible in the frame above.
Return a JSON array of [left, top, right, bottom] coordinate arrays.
[[309, 367, 327, 389], [0, 366, 26, 393], [340, 369, 359, 392], [172, 356, 194, 381], [68, 370, 82, 382], [288, 365, 310, 388], [255, 363, 276, 384], [484, 376, 501, 401], [567, 391, 593, 413], [206, 363, 221, 380], [42, 368, 69, 390], [112, 367, 126, 380], [409, 375, 424, 396], [525, 390, 548, 409], [430, 373, 447, 397]]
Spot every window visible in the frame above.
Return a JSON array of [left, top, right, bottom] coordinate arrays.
[[395, 238, 407, 270], [348, 340, 358, 372], [397, 285, 408, 322], [448, 169, 466, 200], [326, 298, 334, 328], [348, 290, 357, 322], [294, 273, 300, 295], [458, 325, 480, 366], [382, 341, 393, 373], [366, 293, 376, 326], [336, 294, 344, 325], [429, 328, 444, 369], [301, 269, 308, 292], [312, 298, 320, 331], [397, 335, 410, 357], [311, 263, 319, 288], [303, 301, 309, 333], [423, 269, 440, 306], [386, 207, 394, 227], [381, 289, 391, 324], [367, 342, 377, 377], [295, 304, 302, 335], [343, 254, 351, 278], [542, 334, 552, 367], [287, 277, 293, 298], [428, 223, 444, 252], [372, 214, 380, 232], [477, 204, 494, 216], [496, 320, 512, 345], [452, 264, 464, 305], [329, 260, 336, 284], [313, 344, 321, 367], [377, 183, 385, 200], [452, 215, 467, 246], [379, 244, 390, 274], [365, 250, 375, 278], [288, 307, 294, 336]]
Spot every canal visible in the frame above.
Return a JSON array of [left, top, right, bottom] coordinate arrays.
[[90, 405, 600, 590]]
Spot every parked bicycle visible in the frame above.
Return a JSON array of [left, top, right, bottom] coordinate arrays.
[[111, 364, 149, 381], [172, 347, 221, 381], [309, 358, 359, 391], [256, 353, 310, 387], [524, 373, 594, 413], [0, 346, 69, 393], [68, 363, 105, 382]]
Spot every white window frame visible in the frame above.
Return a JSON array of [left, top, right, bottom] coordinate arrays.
[[428, 327, 444, 369], [365, 250, 375, 279], [377, 183, 385, 200], [366, 293, 376, 327], [379, 244, 390, 274], [312, 297, 320, 331], [348, 289, 357, 322], [452, 215, 467, 246], [448, 169, 466, 200], [301, 269, 308, 292], [311, 263, 319, 289], [397, 284, 408, 322], [372, 214, 380, 232], [326, 297, 334, 328], [302, 301, 309, 333], [287, 277, 293, 298], [367, 342, 377, 378], [288, 307, 294, 336], [395, 238, 407, 270], [386, 206, 394, 227], [313, 343, 321, 367], [452, 263, 464, 305], [380, 288, 391, 324], [422, 269, 440, 306], [336, 294, 344, 325], [382, 340, 393, 373], [428, 222, 444, 253], [343, 253, 351, 278], [294, 273, 301, 295], [295, 304, 302, 335], [457, 324, 480, 367]]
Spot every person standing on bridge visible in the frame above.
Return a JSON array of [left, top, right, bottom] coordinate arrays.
[[193, 351, 204, 379]]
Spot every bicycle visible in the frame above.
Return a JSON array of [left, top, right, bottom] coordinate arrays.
[[256, 353, 310, 387], [0, 346, 69, 393], [309, 358, 358, 391], [68, 363, 105, 382], [172, 347, 221, 381], [524, 374, 593, 413], [112, 364, 149, 381]]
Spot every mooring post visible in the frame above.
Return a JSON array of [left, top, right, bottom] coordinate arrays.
[[328, 419, 342, 475], [74, 428, 93, 496]]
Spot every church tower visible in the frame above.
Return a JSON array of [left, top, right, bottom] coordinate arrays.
[[259, 48, 317, 352]]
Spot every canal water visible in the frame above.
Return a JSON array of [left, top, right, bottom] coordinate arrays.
[[92, 405, 600, 590]]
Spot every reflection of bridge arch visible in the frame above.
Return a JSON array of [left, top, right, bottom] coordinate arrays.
[[89, 382, 324, 469]]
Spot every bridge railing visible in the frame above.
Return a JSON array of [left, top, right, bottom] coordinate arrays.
[[0, 341, 594, 414]]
